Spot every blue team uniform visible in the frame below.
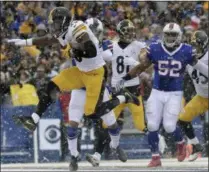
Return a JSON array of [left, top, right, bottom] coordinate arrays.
[[147, 42, 194, 91]]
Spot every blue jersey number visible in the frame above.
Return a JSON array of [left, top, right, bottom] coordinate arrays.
[[116, 56, 130, 74], [158, 60, 182, 77]]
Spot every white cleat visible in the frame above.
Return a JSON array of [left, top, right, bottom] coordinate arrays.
[[86, 153, 101, 167]]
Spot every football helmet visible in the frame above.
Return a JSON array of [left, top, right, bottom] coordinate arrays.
[[191, 30, 208, 57], [48, 7, 72, 37], [85, 18, 104, 42], [162, 23, 182, 48], [117, 19, 136, 43]]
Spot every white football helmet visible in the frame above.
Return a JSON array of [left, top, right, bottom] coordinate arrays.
[[162, 23, 182, 48], [85, 18, 104, 42]]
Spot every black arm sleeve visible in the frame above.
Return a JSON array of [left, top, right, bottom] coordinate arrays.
[[73, 40, 97, 58], [83, 40, 97, 57]]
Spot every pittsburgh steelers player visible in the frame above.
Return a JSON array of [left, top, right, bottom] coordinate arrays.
[[86, 19, 149, 166], [179, 30, 208, 162], [7, 7, 141, 171]]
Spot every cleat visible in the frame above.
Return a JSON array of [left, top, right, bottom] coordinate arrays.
[[69, 156, 79, 171], [12, 115, 37, 132], [148, 155, 162, 167], [176, 142, 187, 162], [122, 88, 140, 106], [111, 146, 127, 162], [188, 144, 204, 162], [86, 153, 100, 167]]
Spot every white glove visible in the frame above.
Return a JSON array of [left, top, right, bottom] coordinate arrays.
[[6, 38, 33, 46], [123, 57, 139, 66], [6, 39, 22, 43], [115, 79, 125, 92]]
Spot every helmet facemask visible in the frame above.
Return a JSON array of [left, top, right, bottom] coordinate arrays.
[[191, 32, 208, 58], [163, 31, 182, 48], [48, 7, 71, 38], [119, 26, 136, 43]]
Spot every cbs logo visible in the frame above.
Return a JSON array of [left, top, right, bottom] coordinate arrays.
[[44, 125, 61, 144]]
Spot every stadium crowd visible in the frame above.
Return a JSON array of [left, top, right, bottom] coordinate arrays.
[[1, 1, 208, 102], [0, 1, 208, 161]]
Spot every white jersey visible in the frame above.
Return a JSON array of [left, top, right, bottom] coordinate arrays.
[[187, 51, 208, 98], [57, 20, 105, 72], [109, 41, 146, 87]]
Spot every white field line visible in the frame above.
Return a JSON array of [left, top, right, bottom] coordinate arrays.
[[1, 158, 208, 169]]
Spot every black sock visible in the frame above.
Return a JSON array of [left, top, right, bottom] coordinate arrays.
[[94, 120, 110, 154], [35, 81, 60, 117], [179, 120, 195, 139]]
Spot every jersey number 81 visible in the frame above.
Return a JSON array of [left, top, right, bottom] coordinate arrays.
[[116, 56, 130, 74]]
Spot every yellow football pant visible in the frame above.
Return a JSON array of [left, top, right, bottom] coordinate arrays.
[[179, 95, 208, 122], [52, 66, 105, 116], [103, 96, 146, 131]]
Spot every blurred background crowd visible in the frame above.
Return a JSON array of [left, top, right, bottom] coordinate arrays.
[[0, 1, 208, 160], [0, 1, 208, 105]]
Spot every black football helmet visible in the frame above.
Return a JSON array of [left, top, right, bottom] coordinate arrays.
[[116, 19, 136, 43], [191, 30, 208, 57], [48, 7, 72, 37]]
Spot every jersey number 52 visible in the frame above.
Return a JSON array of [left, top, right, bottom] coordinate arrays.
[[158, 60, 182, 77]]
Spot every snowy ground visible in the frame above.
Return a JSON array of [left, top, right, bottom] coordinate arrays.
[[1, 158, 208, 172]]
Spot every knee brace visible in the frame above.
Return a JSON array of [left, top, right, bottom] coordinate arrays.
[[67, 126, 79, 140]]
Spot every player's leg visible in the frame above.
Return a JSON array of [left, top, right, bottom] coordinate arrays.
[[82, 66, 140, 118], [13, 67, 84, 132], [100, 88, 127, 162], [178, 95, 208, 161], [146, 89, 164, 167], [68, 89, 86, 171], [163, 92, 186, 162], [128, 95, 147, 132], [86, 119, 110, 167], [86, 104, 125, 167]]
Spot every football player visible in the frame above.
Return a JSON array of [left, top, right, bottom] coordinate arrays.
[[86, 19, 149, 167], [115, 23, 208, 167], [179, 30, 208, 161], [7, 7, 140, 171], [66, 17, 127, 169]]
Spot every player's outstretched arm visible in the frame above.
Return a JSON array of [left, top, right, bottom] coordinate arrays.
[[6, 34, 59, 47], [123, 48, 152, 80]]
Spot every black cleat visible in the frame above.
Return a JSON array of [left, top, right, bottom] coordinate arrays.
[[12, 115, 37, 132], [111, 146, 127, 162], [123, 88, 140, 106], [86, 153, 100, 167], [69, 156, 79, 171], [188, 144, 204, 161]]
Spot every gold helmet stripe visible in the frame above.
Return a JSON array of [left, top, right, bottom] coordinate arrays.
[[48, 8, 56, 24]]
